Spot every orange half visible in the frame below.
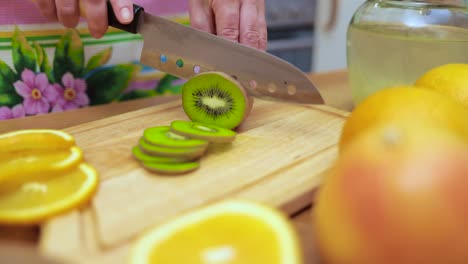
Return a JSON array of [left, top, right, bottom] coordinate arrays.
[[0, 163, 99, 225], [129, 200, 302, 264]]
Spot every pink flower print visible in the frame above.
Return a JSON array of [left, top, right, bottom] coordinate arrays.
[[0, 104, 26, 120], [13, 69, 57, 115], [52, 73, 89, 112]]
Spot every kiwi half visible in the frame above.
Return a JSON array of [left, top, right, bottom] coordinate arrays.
[[132, 146, 194, 163], [143, 126, 208, 149], [181, 71, 249, 129], [170, 120, 237, 143], [138, 137, 206, 159]]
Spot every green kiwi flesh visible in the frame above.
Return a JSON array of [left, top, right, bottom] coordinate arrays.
[[181, 71, 248, 129], [170, 120, 236, 143], [143, 126, 208, 149], [138, 138, 206, 159], [132, 146, 194, 163], [142, 161, 200, 175]]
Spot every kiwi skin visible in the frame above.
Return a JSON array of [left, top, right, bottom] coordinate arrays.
[[181, 71, 250, 130]]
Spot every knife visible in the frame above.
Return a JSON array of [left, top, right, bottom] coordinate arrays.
[[105, 2, 324, 105]]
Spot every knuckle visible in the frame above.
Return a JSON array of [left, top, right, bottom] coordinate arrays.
[[242, 30, 259, 45], [219, 27, 239, 40], [259, 34, 268, 50], [259, 40, 268, 50]]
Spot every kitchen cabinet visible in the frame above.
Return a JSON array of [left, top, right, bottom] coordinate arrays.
[[311, 0, 366, 72]]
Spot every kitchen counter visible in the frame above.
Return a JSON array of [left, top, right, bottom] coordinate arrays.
[[0, 69, 352, 264]]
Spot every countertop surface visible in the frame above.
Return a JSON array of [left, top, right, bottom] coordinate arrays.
[[0, 69, 352, 264]]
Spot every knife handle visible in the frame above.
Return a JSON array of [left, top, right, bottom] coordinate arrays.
[[106, 1, 144, 34]]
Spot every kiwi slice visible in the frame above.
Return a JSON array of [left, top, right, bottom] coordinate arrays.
[[143, 126, 208, 149], [142, 161, 200, 175], [138, 137, 206, 159], [132, 146, 194, 163], [181, 71, 249, 129], [170, 120, 236, 143]]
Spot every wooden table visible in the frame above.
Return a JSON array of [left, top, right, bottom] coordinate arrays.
[[0, 70, 352, 264]]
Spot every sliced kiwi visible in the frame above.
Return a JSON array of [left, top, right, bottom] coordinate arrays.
[[181, 71, 249, 129], [138, 137, 206, 159], [143, 126, 208, 149], [142, 161, 200, 175], [132, 146, 194, 163], [170, 120, 236, 143]]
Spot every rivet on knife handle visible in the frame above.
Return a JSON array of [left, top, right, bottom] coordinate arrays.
[[106, 1, 144, 34]]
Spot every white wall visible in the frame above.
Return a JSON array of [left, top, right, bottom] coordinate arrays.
[[312, 0, 366, 72]]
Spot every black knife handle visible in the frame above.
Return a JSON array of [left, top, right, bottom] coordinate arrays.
[[106, 1, 144, 34]]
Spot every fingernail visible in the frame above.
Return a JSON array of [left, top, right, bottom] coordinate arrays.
[[121, 7, 131, 22]]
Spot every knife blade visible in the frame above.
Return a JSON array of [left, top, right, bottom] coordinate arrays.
[[107, 3, 324, 105]]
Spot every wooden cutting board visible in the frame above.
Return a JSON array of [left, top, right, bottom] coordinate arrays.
[[38, 98, 348, 263]]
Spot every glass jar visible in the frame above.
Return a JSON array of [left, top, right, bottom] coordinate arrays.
[[346, 0, 468, 105]]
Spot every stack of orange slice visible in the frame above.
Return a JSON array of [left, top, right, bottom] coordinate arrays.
[[0, 129, 99, 225]]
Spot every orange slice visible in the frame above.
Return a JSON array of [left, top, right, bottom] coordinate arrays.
[[0, 146, 83, 182], [0, 163, 99, 225], [0, 129, 76, 154], [129, 200, 302, 264]]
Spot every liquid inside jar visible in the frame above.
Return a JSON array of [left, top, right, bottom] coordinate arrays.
[[346, 3, 468, 105]]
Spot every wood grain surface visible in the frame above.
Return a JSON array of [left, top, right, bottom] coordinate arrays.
[[0, 70, 352, 264], [36, 98, 347, 263]]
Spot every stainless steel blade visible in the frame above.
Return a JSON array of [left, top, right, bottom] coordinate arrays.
[[137, 13, 324, 105]]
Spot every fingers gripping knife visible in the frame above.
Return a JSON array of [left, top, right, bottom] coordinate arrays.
[[109, 2, 325, 105]]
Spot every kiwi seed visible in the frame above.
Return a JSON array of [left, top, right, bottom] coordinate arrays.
[[181, 71, 249, 129], [170, 120, 237, 143]]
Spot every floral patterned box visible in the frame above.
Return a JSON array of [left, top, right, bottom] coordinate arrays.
[[0, 0, 189, 120]]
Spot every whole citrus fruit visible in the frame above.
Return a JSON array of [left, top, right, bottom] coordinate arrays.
[[415, 63, 468, 108], [339, 86, 468, 152], [313, 123, 468, 264]]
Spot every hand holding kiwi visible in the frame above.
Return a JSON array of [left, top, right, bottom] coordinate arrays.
[[132, 71, 252, 175]]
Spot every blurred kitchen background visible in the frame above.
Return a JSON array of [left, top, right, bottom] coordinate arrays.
[[264, 0, 365, 73]]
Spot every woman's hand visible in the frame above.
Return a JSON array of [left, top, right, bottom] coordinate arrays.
[[35, 0, 135, 38], [189, 0, 268, 50], [35, 0, 268, 50]]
